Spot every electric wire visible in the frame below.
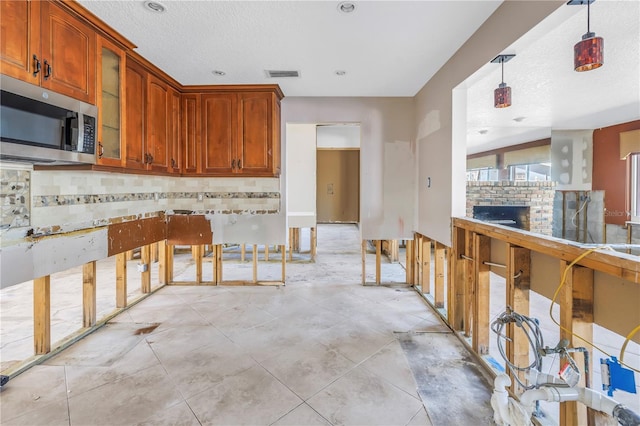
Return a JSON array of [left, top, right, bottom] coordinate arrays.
[[549, 246, 640, 373], [620, 324, 640, 365]]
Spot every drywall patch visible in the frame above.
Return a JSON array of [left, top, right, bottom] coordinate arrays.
[[417, 110, 441, 140], [0, 169, 30, 230]]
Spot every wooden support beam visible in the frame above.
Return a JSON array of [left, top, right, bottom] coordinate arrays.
[[82, 261, 97, 328], [151, 242, 159, 263], [280, 244, 286, 283], [194, 244, 203, 284], [141, 245, 151, 293], [253, 244, 258, 283], [116, 252, 127, 308], [294, 228, 300, 252], [362, 240, 367, 285], [241, 244, 246, 262], [434, 242, 446, 308], [560, 262, 595, 426], [473, 235, 491, 355], [158, 241, 168, 285], [288, 229, 293, 261], [34, 276, 51, 355], [167, 244, 174, 283], [416, 235, 423, 291], [311, 227, 317, 261], [464, 230, 475, 337], [265, 245, 270, 261], [375, 240, 382, 284], [422, 238, 431, 295], [451, 227, 466, 331], [216, 244, 223, 284], [126, 250, 134, 261], [406, 239, 414, 285], [506, 244, 531, 393]]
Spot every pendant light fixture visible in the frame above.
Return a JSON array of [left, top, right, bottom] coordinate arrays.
[[569, 0, 603, 72], [491, 54, 515, 109]]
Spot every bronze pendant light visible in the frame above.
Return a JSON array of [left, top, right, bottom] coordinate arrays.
[[491, 54, 515, 108], [569, 0, 604, 72]]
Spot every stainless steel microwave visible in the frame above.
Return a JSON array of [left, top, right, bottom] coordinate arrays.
[[0, 75, 97, 165]]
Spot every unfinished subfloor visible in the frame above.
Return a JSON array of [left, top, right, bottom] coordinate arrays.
[[0, 224, 493, 425]]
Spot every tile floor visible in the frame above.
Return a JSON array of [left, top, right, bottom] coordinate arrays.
[[1, 224, 470, 425]]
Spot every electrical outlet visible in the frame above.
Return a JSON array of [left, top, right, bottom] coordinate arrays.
[[136, 263, 148, 273]]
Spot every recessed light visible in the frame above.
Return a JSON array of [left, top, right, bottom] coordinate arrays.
[[212, 70, 226, 76], [478, 129, 489, 135], [335, 70, 347, 76], [513, 116, 526, 122], [144, 1, 166, 13], [337, 2, 356, 13]]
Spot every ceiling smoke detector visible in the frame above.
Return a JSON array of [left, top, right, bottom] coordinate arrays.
[[143, 1, 166, 13], [265, 70, 300, 78], [337, 2, 356, 14]]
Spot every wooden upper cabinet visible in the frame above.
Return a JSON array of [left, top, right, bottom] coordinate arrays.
[[168, 87, 181, 174], [146, 75, 169, 172], [0, 0, 40, 83], [181, 94, 200, 175], [125, 59, 147, 170], [238, 92, 273, 175], [40, 1, 96, 104], [201, 93, 237, 175]]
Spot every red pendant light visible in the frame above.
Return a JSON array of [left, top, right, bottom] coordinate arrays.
[[569, 0, 604, 72], [491, 54, 515, 109]]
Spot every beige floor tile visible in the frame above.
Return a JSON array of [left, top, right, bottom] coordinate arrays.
[[67, 364, 183, 425], [0, 398, 69, 426], [316, 321, 395, 364], [144, 324, 227, 353], [272, 403, 332, 426], [193, 302, 277, 335], [127, 302, 210, 327], [406, 407, 433, 426], [360, 340, 420, 399], [134, 401, 200, 426], [307, 366, 423, 426], [261, 341, 356, 400], [0, 365, 68, 423], [187, 364, 303, 425]]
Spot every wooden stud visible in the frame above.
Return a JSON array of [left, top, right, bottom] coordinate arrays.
[[560, 262, 595, 426], [216, 244, 223, 283], [151, 242, 159, 263], [451, 227, 466, 331], [434, 242, 446, 308], [473, 235, 491, 354], [158, 241, 167, 285], [414, 235, 420, 286], [34, 276, 51, 355], [126, 249, 134, 261], [116, 252, 127, 308], [416, 235, 423, 291], [506, 245, 531, 392], [241, 244, 246, 262], [281, 244, 286, 283], [362, 240, 367, 285], [562, 191, 566, 240], [167, 244, 174, 283], [422, 238, 431, 295], [464, 230, 475, 337], [265, 245, 270, 261], [253, 244, 258, 283], [289, 229, 293, 261], [195, 244, 203, 284], [311, 227, 317, 261], [375, 240, 382, 285], [82, 261, 97, 328], [141, 245, 151, 293], [406, 239, 414, 285]]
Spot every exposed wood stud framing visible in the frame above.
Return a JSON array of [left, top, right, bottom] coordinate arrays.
[[473, 235, 491, 355], [406, 239, 414, 285], [311, 227, 317, 261], [464, 231, 475, 337], [194, 244, 203, 284], [416, 235, 423, 291], [34, 276, 51, 355], [158, 241, 167, 284], [116, 253, 127, 308], [126, 250, 134, 261], [265, 245, 270, 261], [422, 238, 431, 295], [362, 240, 367, 285], [375, 240, 382, 284], [82, 261, 97, 328], [151, 242, 159, 263], [141, 245, 151, 293], [281, 244, 286, 282], [560, 262, 595, 426], [216, 244, 223, 283], [434, 242, 446, 308], [289, 229, 293, 261], [506, 245, 531, 392], [241, 244, 246, 262], [451, 229, 465, 331], [167, 244, 174, 283]]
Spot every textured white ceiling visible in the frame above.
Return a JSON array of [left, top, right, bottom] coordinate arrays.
[[77, 0, 502, 97], [465, 0, 640, 153]]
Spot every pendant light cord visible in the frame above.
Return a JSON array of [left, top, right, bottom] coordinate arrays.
[[501, 58, 505, 84], [587, 0, 591, 33]]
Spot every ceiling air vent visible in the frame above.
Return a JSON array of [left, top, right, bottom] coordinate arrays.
[[265, 70, 300, 78]]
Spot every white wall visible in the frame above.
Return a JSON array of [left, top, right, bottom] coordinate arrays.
[[282, 97, 415, 240], [414, 0, 564, 246], [286, 123, 317, 228], [316, 125, 360, 149], [551, 130, 593, 191]]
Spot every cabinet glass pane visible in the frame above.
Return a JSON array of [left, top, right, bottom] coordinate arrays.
[[101, 47, 120, 159]]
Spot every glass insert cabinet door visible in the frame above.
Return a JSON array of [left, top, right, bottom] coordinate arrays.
[[97, 37, 124, 166]]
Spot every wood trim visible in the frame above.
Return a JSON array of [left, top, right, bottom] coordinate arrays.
[[182, 84, 284, 99], [453, 217, 640, 284]]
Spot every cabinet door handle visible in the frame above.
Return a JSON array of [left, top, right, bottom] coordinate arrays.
[[33, 55, 41, 77], [231, 159, 236, 169], [148, 154, 153, 164], [171, 158, 177, 168], [237, 159, 241, 169], [43, 60, 52, 80], [98, 142, 104, 159], [144, 153, 149, 164]]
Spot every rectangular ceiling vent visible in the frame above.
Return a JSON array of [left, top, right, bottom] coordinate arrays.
[[265, 70, 300, 78]]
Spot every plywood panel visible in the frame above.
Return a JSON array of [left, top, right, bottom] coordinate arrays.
[[108, 217, 166, 255], [317, 149, 359, 223], [166, 215, 213, 245]]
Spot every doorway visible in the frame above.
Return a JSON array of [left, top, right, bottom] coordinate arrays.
[[316, 149, 360, 223]]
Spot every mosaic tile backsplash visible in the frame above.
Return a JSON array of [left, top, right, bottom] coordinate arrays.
[[1, 169, 30, 230], [1, 168, 281, 231]]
